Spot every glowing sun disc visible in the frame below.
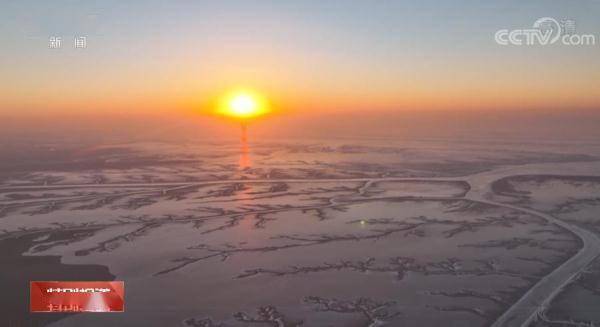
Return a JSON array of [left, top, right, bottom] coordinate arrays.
[[216, 91, 269, 119]]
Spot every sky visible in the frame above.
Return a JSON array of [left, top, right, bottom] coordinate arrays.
[[1, 0, 599, 120]]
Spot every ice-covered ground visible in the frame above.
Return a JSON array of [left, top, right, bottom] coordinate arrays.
[[1, 139, 600, 327]]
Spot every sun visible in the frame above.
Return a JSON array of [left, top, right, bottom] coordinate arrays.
[[216, 90, 269, 120], [230, 94, 257, 116]]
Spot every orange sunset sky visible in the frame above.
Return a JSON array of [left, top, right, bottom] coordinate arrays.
[[1, 1, 599, 134]]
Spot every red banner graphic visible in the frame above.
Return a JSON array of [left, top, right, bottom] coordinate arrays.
[[30, 281, 124, 313]]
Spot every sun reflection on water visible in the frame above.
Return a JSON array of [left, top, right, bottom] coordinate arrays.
[[239, 124, 251, 169]]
